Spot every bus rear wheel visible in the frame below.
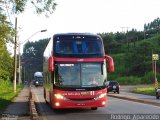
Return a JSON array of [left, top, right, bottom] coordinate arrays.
[[91, 107, 97, 110]]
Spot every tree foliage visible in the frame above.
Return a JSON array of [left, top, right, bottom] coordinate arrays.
[[0, 0, 57, 82], [22, 38, 49, 81], [100, 17, 160, 78], [124, 42, 154, 76], [0, 0, 57, 16], [0, 10, 14, 81], [1, 0, 160, 82], [99, 29, 144, 54], [144, 17, 160, 37]]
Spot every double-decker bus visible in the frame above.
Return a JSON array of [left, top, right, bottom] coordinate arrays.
[[43, 33, 114, 110]]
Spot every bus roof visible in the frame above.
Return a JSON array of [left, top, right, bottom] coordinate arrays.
[[53, 33, 102, 40]]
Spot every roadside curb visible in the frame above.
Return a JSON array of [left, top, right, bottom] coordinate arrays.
[[29, 86, 39, 120], [108, 94, 160, 107]]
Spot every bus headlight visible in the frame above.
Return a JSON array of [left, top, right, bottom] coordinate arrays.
[[54, 94, 67, 100], [94, 93, 107, 100], [55, 102, 60, 107]]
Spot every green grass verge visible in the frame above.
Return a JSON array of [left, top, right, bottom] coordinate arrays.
[[132, 84, 160, 96], [131, 84, 160, 96], [132, 87, 155, 96], [0, 80, 23, 112]]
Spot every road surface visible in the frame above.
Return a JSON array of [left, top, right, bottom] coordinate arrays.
[[33, 87, 160, 120]]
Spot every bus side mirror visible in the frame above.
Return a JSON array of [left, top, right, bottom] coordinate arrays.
[[105, 55, 114, 73], [48, 56, 54, 72]]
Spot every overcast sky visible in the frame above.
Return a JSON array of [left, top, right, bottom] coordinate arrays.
[[8, 0, 160, 53]]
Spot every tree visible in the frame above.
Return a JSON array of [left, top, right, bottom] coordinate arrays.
[[0, 0, 56, 82], [0, 0, 57, 16], [124, 42, 154, 76], [22, 38, 50, 81], [144, 17, 160, 38], [0, 9, 14, 81]]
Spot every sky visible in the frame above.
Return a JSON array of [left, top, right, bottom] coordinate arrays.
[[7, 0, 160, 53]]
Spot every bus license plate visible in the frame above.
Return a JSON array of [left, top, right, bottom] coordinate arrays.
[[76, 103, 85, 106], [81, 92, 89, 95]]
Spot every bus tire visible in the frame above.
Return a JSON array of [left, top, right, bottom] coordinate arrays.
[[50, 92, 52, 107], [91, 107, 97, 110], [44, 88, 46, 100], [53, 108, 59, 112]]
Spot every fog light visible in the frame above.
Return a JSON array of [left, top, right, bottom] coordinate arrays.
[[55, 102, 60, 107], [102, 101, 106, 105]]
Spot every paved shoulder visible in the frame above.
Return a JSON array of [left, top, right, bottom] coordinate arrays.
[[108, 91, 160, 107], [1, 85, 30, 120]]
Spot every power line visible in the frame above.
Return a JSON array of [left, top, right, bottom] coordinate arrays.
[[120, 27, 130, 33]]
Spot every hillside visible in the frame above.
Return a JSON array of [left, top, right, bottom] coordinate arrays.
[[107, 34, 160, 85]]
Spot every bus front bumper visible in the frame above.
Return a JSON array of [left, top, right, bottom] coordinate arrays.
[[52, 97, 107, 109]]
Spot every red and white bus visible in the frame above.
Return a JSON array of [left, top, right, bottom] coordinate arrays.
[[43, 33, 114, 110]]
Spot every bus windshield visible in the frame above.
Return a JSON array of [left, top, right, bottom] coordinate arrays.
[[35, 77, 43, 82], [55, 63, 106, 87], [54, 39, 103, 58]]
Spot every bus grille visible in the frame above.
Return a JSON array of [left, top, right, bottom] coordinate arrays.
[[68, 98, 94, 101]]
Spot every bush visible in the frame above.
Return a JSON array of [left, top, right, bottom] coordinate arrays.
[[141, 72, 154, 84], [108, 71, 160, 85], [116, 76, 141, 85], [0, 80, 23, 112], [0, 70, 10, 81]]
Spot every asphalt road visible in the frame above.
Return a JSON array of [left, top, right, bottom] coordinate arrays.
[[33, 87, 160, 120]]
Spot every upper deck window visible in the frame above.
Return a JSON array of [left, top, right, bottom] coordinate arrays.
[[54, 38, 103, 58]]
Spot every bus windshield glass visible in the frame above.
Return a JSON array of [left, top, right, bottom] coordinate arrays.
[[54, 39, 103, 58], [55, 63, 106, 87], [35, 77, 43, 82]]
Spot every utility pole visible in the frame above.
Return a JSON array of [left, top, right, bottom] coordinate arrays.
[[144, 30, 146, 40], [18, 36, 22, 84], [13, 17, 17, 93], [152, 50, 154, 73]]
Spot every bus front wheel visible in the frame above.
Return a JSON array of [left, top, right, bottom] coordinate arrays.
[[91, 107, 97, 110]]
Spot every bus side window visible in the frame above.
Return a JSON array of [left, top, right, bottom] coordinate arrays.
[[56, 41, 64, 53]]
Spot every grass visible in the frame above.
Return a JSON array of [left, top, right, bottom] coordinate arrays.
[[0, 80, 23, 112], [132, 84, 160, 96], [132, 87, 155, 96]]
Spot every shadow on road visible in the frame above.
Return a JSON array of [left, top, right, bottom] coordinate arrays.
[[35, 101, 112, 120], [0, 98, 11, 116]]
